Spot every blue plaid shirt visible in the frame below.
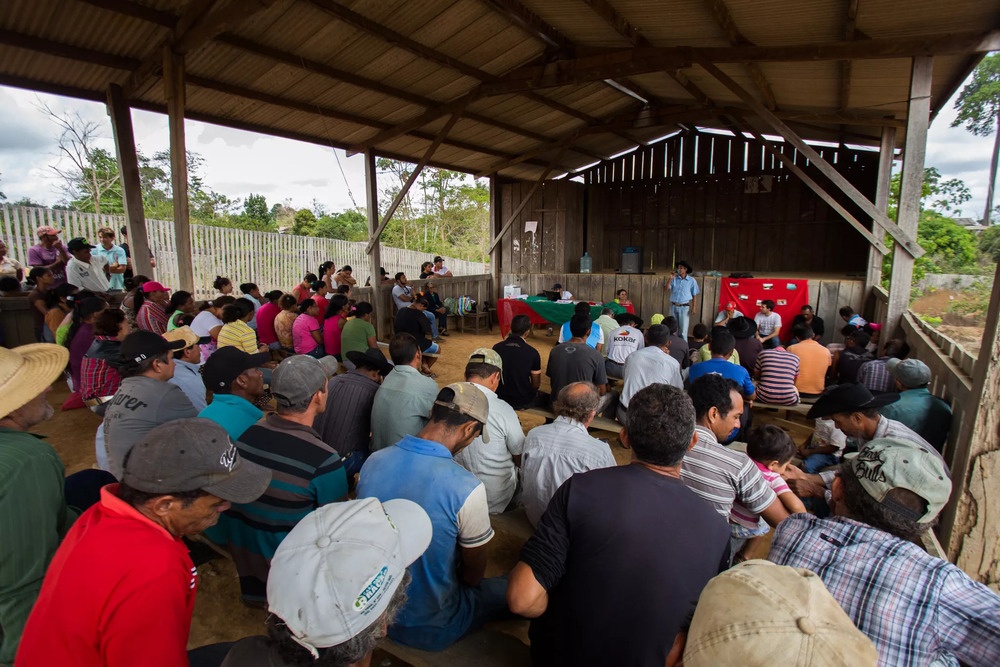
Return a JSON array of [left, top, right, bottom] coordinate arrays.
[[769, 514, 1000, 667], [858, 357, 894, 393]]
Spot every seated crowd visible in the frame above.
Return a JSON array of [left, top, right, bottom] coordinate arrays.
[[0, 247, 996, 667]]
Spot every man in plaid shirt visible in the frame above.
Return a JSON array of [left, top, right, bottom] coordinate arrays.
[[857, 339, 909, 394], [770, 437, 1000, 666]]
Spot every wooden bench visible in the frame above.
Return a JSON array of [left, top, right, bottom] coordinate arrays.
[[517, 406, 623, 435], [752, 401, 812, 417]]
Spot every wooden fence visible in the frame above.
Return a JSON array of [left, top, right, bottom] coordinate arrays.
[[500, 272, 866, 345], [2, 205, 486, 300]]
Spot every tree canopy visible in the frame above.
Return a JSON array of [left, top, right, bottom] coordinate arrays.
[[951, 54, 1000, 225]]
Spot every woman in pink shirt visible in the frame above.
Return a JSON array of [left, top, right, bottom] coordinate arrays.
[[322, 294, 350, 361], [292, 298, 324, 357], [255, 290, 283, 351]]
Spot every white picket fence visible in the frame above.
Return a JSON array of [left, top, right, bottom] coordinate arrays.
[[2, 206, 486, 299]]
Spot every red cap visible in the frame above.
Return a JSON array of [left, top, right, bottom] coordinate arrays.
[[141, 281, 171, 293], [726, 301, 736, 309]]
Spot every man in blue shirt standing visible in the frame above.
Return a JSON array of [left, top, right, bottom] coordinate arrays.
[[666, 260, 699, 337], [358, 383, 509, 651]]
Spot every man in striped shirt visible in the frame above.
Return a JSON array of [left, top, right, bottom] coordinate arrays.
[[753, 344, 800, 405], [681, 374, 790, 527], [770, 438, 1000, 666], [204, 355, 347, 604]]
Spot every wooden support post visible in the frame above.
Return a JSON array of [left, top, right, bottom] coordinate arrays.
[[163, 48, 194, 292], [698, 58, 924, 259], [866, 126, 897, 295], [489, 174, 501, 302], [106, 83, 153, 278], [364, 148, 385, 340], [487, 148, 568, 254], [940, 256, 1000, 585], [885, 57, 932, 339], [365, 112, 462, 253]]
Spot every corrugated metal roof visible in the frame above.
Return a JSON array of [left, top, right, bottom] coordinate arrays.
[[0, 0, 996, 180]]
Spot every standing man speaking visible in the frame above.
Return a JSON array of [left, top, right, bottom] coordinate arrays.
[[665, 260, 699, 337]]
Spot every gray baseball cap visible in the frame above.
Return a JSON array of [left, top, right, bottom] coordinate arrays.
[[434, 383, 490, 443], [271, 355, 333, 407], [122, 418, 271, 504], [887, 358, 931, 389]]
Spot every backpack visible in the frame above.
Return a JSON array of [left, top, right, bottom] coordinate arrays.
[[443, 297, 458, 316], [456, 296, 475, 316]]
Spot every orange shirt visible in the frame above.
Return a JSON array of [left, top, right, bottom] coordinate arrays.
[[788, 339, 831, 394]]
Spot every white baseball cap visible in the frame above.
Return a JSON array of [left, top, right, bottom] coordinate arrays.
[[267, 498, 432, 656]]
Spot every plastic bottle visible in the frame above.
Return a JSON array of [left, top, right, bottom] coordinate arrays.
[[580, 251, 592, 274]]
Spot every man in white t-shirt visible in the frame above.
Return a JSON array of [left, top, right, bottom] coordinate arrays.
[[754, 299, 783, 349], [392, 272, 414, 311], [432, 256, 453, 277], [65, 237, 110, 292], [604, 315, 644, 379]]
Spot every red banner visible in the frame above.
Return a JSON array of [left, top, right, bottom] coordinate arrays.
[[718, 279, 809, 343]]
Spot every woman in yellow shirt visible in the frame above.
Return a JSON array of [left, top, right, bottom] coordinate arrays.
[[217, 298, 262, 354]]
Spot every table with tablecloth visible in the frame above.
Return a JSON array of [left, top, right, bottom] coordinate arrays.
[[497, 297, 625, 337]]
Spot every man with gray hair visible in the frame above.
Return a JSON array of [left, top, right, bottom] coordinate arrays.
[[520, 382, 617, 525], [204, 354, 348, 604]]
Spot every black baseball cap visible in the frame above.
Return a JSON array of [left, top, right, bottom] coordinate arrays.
[[120, 330, 186, 365], [347, 348, 393, 376], [202, 346, 270, 391], [66, 237, 95, 252]]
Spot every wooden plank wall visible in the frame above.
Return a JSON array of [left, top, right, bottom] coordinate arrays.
[[582, 131, 877, 274], [353, 274, 492, 340], [498, 180, 586, 277], [499, 272, 865, 345]]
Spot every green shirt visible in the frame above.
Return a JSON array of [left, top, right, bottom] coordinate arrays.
[[341, 317, 376, 356], [370, 365, 438, 452], [0, 428, 78, 663], [879, 387, 952, 452]]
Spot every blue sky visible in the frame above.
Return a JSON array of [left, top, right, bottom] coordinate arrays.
[[0, 79, 996, 220]]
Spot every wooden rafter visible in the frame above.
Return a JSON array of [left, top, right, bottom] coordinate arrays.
[[699, 58, 924, 258], [480, 30, 1000, 95], [0, 29, 578, 172], [702, 0, 777, 110], [80, 0, 584, 155], [839, 0, 860, 112]]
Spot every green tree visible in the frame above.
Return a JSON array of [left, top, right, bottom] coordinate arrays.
[[952, 53, 1000, 226], [291, 208, 318, 236], [316, 208, 367, 241], [979, 224, 1000, 262], [238, 193, 275, 231]]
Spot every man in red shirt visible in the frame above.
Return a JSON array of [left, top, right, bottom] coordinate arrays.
[[16, 418, 271, 667]]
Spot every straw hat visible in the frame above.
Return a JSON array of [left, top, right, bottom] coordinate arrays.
[[0, 344, 69, 418]]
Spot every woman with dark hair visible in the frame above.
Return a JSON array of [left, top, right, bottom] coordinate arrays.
[[318, 260, 336, 291], [292, 273, 318, 304], [419, 261, 434, 279], [292, 298, 324, 357], [218, 299, 262, 355], [340, 301, 378, 369], [135, 281, 171, 335], [66, 296, 108, 392], [120, 273, 150, 330], [256, 290, 284, 352], [80, 308, 129, 410], [310, 280, 330, 329], [27, 266, 55, 341], [44, 283, 79, 344], [165, 290, 196, 331], [274, 294, 298, 350], [191, 294, 235, 361], [214, 275, 233, 297], [323, 294, 350, 362]]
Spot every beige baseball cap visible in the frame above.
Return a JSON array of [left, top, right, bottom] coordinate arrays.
[[468, 347, 503, 370], [434, 383, 490, 443], [683, 560, 877, 666]]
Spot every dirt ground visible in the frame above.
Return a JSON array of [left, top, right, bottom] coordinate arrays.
[[908, 289, 984, 355]]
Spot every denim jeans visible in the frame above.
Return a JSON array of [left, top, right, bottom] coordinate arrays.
[[388, 576, 512, 651], [423, 310, 439, 338], [801, 452, 840, 474], [342, 449, 369, 478], [672, 305, 691, 337]]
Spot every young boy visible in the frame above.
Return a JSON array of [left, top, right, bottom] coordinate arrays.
[[729, 425, 806, 561]]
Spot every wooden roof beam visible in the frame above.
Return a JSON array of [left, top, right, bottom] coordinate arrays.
[[839, 0, 860, 112], [123, 0, 280, 98], [480, 30, 1000, 94], [702, 0, 777, 110], [0, 30, 575, 171], [699, 58, 924, 258]]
